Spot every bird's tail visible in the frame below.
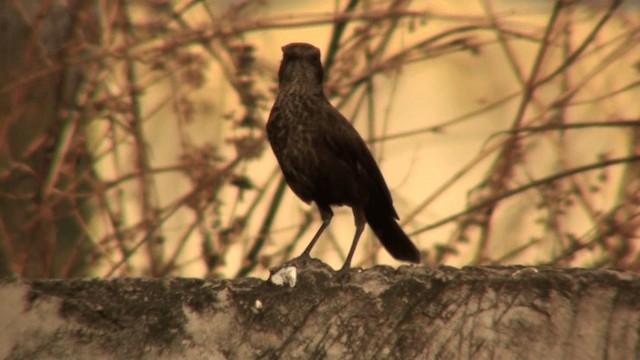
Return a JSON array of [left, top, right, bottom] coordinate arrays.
[[364, 201, 420, 263]]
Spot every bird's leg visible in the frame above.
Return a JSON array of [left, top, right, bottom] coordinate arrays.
[[337, 207, 366, 276], [300, 204, 333, 258]]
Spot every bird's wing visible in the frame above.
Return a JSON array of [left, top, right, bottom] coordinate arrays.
[[317, 102, 399, 218]]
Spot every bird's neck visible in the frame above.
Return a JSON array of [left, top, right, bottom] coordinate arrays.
[[278, 80, 324, 98]]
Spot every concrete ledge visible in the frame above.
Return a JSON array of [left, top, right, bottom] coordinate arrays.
[[1, 260, 639, 359]]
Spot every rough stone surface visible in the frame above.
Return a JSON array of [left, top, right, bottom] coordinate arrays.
[[1, 260, 639, 359]]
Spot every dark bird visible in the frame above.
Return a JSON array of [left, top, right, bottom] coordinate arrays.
[[266, 43, 420, 274]]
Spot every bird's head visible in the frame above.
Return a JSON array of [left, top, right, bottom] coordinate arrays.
[[278, 43, 324, 93]]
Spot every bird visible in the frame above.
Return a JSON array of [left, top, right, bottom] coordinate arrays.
[[266, 42, 420, 274]]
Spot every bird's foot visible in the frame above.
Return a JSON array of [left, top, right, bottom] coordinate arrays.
[[270, 254, 310, 274], [270, 253, 329, 276], [334, 268, 350, 283], [289, 252, 314, 267], [334, 264, 361, 283]]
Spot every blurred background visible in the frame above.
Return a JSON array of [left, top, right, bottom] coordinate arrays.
[[0, 0, 638, 278]]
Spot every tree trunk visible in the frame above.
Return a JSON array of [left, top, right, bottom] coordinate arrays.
[[1, 259, 638, 359]]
